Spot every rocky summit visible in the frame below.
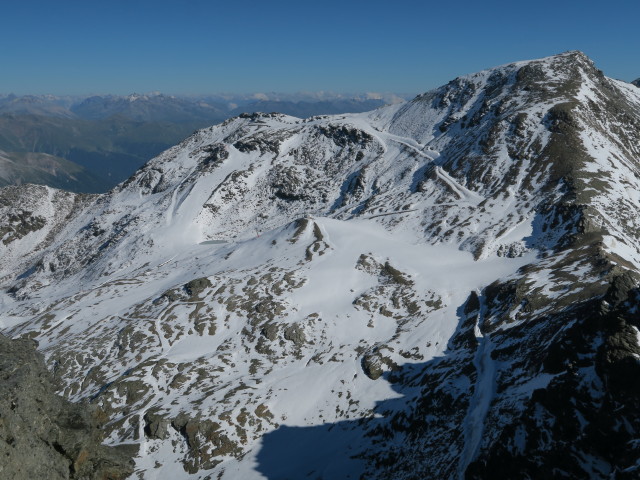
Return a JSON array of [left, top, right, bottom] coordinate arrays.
[[1, 51, 640, 479]]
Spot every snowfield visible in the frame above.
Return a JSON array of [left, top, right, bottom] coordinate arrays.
[[2, 51, 640, 479]]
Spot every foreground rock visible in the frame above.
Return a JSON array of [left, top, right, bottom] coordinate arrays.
[[0, 334, 136, 480]]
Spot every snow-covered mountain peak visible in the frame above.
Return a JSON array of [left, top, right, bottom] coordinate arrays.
[[2, 52, 640, 479], [5, 51, 640, 297]]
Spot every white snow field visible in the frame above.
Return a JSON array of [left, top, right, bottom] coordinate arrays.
[[2, 51, 640, 479]]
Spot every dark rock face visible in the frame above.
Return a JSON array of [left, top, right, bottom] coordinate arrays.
[[632, 78, 640, 88], [0, 334, 136, 480], [464, 282, 640, 479], [0, 209, 46, 245], [353, 270, 640, 480]]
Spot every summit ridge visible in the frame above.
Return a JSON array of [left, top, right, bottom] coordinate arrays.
[[2, 52, 640, 479]]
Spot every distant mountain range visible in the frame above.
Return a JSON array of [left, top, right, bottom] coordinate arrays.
[[0, 94, 77, 118], [68, 93, 229, 123], [0, 113, 198, 192], [0, 92, 408, 121], [3, 52, 640, 479], [0, 92, 408, 192], [0, 150, 105, 192]]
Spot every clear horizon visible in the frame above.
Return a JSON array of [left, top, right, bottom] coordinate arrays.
[[1, 0, 638, 96], [0, 91, 415, 100]]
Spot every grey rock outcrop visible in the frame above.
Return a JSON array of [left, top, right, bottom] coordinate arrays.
[[0, 334, 136, 480]]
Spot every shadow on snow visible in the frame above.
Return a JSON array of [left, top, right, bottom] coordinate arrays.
[[254, 295, 480, 480]]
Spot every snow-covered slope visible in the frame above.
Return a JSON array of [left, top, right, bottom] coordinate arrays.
[[2, 51, 640, 479]]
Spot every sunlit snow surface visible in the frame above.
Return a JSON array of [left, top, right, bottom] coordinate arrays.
[[2, 51, 640, 479], [8, 218, 532, 479], [0, 208, 535, 479]]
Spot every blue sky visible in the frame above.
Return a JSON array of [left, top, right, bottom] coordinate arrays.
[[1, 0, 638, 95]]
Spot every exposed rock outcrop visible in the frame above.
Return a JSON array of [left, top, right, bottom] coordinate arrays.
[[0, 334, 136, 480]]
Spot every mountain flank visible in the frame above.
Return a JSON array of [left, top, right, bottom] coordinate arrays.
[[0, 93, 398, 193], [1, 51, 640, 479], [0, 150, 104, 192]]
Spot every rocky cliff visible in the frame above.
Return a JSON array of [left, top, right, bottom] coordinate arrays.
[[0, 334, 136, 479]]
